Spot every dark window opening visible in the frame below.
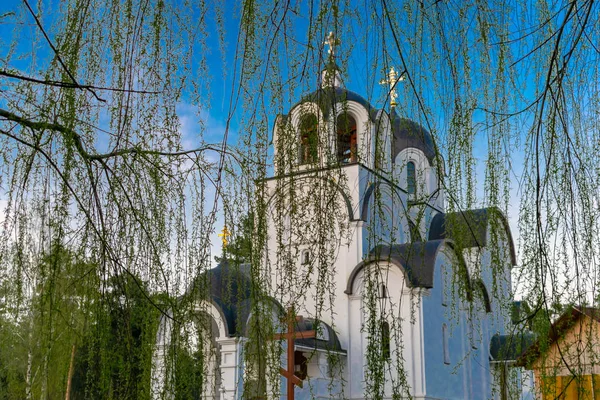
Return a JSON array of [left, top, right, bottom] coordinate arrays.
[[407, 161, 416, 195], [300, 114, 318, 164], [408, 220, 422, 242], [301, 250, 310, 265], [381, 321, 391, 360], [442, 323, 450, 364], [337, 114, 357, 164], [294, 351, 308, 380], [379, 283, 388, 298]]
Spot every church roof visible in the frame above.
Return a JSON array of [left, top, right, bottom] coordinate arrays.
[[291, 86, 379, 121], [189, 260, 252, 337], [294, 318, 345, 354], [390, 110, 438, 164], [190, 261, 346, 353], [345, 240, 450, 293], [369, 241, 444, 288], [428, 207, 517, 265]]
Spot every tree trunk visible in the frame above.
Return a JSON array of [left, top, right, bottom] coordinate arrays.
[[65, 344, 76, 400]]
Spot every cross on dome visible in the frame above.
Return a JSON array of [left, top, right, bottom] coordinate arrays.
[[323, 31, 340, 59], [218, 225, 230, 247], [380, 67, 405, 107]]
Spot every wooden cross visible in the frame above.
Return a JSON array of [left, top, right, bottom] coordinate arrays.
[[273, 307, 316, 400]]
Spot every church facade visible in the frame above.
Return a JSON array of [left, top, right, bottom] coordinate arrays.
[[152, 49, 529, 400]]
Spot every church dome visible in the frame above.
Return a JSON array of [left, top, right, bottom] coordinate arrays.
[[390, 109, 437, 164], [188, 260, 252, 336], [290, 86, 378, 122]]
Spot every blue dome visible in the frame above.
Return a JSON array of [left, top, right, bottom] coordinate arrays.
[[390, 110, 437, 164]]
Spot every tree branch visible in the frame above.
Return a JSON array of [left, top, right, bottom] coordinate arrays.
[[22, 0, 105, 102], [0, 108, 235, 162], [0, 70, 161, 95]]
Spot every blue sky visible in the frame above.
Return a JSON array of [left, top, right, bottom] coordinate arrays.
[[0, 0, 540, 284]]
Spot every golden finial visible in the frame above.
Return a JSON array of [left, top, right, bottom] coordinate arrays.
[[218, 226, 231, 247], [379, 67, 405, 107], [324, 31, 340, 59]]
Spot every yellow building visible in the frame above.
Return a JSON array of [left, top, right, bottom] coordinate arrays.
[[517, 307, 600, 399]]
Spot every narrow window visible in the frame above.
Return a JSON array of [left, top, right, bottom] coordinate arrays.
[[408, 220, 422, 242], [441, 264, 448, 307], [407, 161, 416, 196], [337, 114, 357, 164], [301, 250, 310, 265], [300, 114, 318, 164], [470, 320, 478, 350], [379, 283, 388, 298], [381, 321, 391, 360], [442, 323, 450, 364]]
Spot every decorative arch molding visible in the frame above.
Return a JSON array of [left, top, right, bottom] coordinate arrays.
[[473, 279, 492, 313], [428, 207, 517, 266], [394, 147, 430, 169], [155, 299, 229, 344], [194, 299, 230, 339], [347, 259, 407, 297], [360, 180, 406, 222], [374, 109, 391, 130], [289, 102, 325, 130], [288, 87, 378, 123], [272, 113, 288, 145], [242, 295, 286, 337], [265, 174, 357, 221], [345, 239, 472, 300], [394, 147, 434, 199], [372, 109, 392, 171]]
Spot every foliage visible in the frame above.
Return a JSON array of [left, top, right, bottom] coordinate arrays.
[[0, 0, 599, 398], [69, 273, 161, 400]]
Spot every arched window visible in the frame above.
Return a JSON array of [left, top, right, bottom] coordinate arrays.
[[407, 161, 416, 196], [336, 114, 357, 164], [300, 114, 318, 164], [381, 321, 391, 360]]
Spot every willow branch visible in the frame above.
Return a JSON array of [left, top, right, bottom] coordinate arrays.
[[21, 0, 107, 103], [0, 108, 238, 163], [0, 70, 161, 95], [0, 126, 179, 323]]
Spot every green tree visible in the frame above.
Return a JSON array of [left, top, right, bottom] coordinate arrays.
[[1, 0, 599, 398], [70, 272, 160, 400], [0, 245, 98, 399]]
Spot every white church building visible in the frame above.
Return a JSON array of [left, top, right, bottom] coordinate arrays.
[[152, 40, 530, 400]]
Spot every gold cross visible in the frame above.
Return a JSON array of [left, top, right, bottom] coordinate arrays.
[[218, 226, 230, 247], [379, 67, 404, 107], [324, 31, 340, 58]]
